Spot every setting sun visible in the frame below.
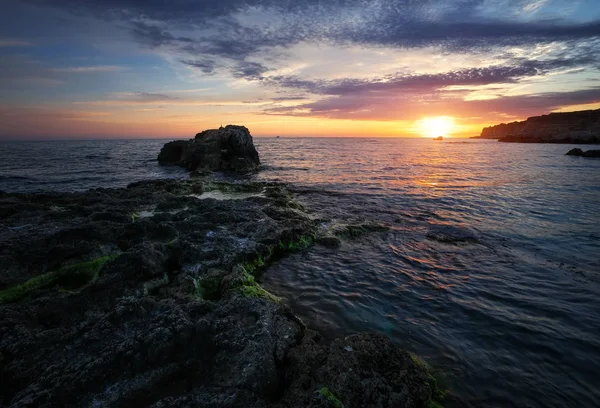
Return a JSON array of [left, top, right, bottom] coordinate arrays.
[[418, 116, 455, 138]]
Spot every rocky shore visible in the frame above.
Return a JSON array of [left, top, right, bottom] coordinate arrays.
[[0, 127, 445, 407], [476, 109, 600, 144]]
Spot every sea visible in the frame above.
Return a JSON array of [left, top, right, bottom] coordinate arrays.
[[1, 138, 599, 408]]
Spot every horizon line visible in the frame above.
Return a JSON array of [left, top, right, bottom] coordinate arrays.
[[0, 135, 479, 142]]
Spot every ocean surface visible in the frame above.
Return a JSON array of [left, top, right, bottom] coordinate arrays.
[[1, 138, 599, 407]]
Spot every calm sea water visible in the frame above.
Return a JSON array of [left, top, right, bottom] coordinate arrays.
[[1, 138, 599, 407]]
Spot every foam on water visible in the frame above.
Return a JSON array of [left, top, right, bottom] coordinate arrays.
[[189, 190, 265, 200]]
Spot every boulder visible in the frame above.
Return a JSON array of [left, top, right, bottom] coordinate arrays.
[[158, 125, 260, 172], [565, 148, 600, 158], [280, 332, 435, 408], [566, 148, 584, 156], [579, 149, 600, 158], [157, 140, 188, 165]]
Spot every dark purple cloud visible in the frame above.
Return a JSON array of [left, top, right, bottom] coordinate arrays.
[[263, 87, 600, 121], [347, 20, 600, 49], [180, 60, 216, 74], [231, 61, 270, 80], [262, 57, 599, 97], [13, 0, 600, 82], [129, 21, 194, 47]]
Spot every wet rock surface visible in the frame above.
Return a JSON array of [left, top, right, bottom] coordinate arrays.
[[0, 179, 437, 407], [158, 125, 260, 172], [157, 140, 189, 165], [280, 331, 435, 408]]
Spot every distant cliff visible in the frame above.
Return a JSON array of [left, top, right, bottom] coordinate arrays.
[[478, 109, 600, 144]]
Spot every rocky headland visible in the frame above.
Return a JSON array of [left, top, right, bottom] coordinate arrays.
[[476, 109, 600, 144], [0, 129, 447, 407]]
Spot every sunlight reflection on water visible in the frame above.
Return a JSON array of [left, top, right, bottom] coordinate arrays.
[[253, 137, 600, 408]]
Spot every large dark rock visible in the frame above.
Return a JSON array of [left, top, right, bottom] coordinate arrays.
[[565, 148, 600, 158], [157, 140, 188, 165], [280, 331, 434, 408], [158, 125, 260, 172]]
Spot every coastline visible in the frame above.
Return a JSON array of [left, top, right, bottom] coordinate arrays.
[[470, 136, 600, 144], [0, 177, 445, 408], [475, 108, 600, 144]]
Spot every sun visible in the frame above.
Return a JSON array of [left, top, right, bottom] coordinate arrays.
[[417, 116, 455, 138]]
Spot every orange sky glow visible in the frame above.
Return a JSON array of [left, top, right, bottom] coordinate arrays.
[[1, 1, 599, 140]]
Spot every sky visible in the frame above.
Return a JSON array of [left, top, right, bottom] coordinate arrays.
[[1, 0, 599, 139]]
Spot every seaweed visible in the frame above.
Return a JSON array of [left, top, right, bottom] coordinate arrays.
[[410, 353, 447, 407], [237, 272, 280, 303], [0, 255, 118, 303], [318, 387, 344, 408]]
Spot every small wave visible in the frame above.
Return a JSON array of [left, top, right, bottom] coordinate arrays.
[[83, 154, 111, 160], [43, 176, 104, 185], [425, 223, 480, 243], [261, 165, 310, 171], [0, 175, 33, 181], [289, 187, 353, 197]]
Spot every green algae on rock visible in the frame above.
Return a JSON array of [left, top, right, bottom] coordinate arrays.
[[0, 254, 118, 303], [410, 353, 447, 408], [237, 271, 281, 303], [318, 387, 344, 408]]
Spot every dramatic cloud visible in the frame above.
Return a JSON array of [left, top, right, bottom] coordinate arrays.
[[232, 61, 270, 80], [263, 87, 600, 121], [1, 0, 599, 137], [20, 0, 600, 76], [341, 19, 600, 49], [129, 21, 194, 48], [260, 55, 600, 98], [181, 60, 216, 74]]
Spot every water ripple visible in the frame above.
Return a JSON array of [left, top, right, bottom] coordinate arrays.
[[1, 137, 599, 407]]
